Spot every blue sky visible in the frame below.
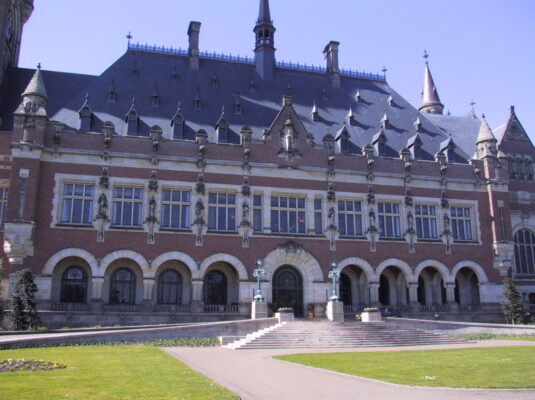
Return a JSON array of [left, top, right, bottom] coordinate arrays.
[[19, 0, 535, 141]]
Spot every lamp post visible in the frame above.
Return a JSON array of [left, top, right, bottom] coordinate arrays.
[[253, 259, 265, 302], [328, 261, 340, 301]]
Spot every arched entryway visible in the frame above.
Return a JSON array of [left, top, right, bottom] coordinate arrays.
[[454, 267, 480, 305], [272, 265, 303, 317], [378, 266, 408, 306]]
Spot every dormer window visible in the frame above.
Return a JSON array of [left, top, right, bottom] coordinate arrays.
[[280, 118, 298, 157], [217, 119, 228, 143], [172, 114, 184, 139], [336, 127, 350, 154], [212, 74, 218, 89], [249, 80, 256, 92], [372, 130, 387, 156], [381, 113, 389, 129], [322, 88, 328, 100], [235, 95, 242, 115], [440, 138, 456, 163], [108, 79, 117, 104], [152, 84, 159, 107], [79, 107, 92, 131], [408, 134, 423, 160], [125, 99, 139, 136]]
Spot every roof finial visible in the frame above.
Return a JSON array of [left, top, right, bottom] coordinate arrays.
[[126, 31, 132, 47], [470, 99, 476, 115], [382, 65, 388, 78], [37, 62, 41, 70], [257, 0, 272, 24], [423, 49, 429, 66]]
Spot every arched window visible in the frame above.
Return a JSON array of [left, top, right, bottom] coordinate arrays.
[[60, 267, 88, 303], [203, 270, 227, 305], [158, 270, 182, 304], [110, 268, 136, 304], [514, 229, 535, 276]]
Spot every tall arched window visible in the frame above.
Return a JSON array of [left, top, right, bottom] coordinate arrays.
[[203, 270, 227, 305], [60, 267, 88, 303], [514, 229, 535, 275], [110, 268, 136, 304], [158, 270, 182, 304]]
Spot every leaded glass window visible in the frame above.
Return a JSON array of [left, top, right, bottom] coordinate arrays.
[[157, 270, 182, 304], [271, 196, 306, 234], [208, 193, 236, 231], [110, 268, 136, 304], [514, 229, 535, 276], [415, 204, 438, 239], [161, 189, 190, 230], [112, 186, 143, 227], [60, 183, 94, 225], [60, 267, 88, 303], [338, 200, 363, 237], [451, 206, 473, 241], [378, 202, 401, 238]]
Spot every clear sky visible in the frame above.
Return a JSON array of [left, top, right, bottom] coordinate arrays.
[[18, 0, 535, 142]]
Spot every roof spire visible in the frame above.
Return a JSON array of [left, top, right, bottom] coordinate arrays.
[[254, 0, 276, 80], [257, 0, 272, 24], [418, 50, 444, 114]]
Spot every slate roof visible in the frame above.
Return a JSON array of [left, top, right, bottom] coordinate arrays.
[[1, 47, 484, 163]]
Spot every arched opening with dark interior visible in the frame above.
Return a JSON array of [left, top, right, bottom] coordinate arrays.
[[60, 266, 88, 303], [203, 262, 240, 307], [379, 266, 407, 306], [417, 267, 447, 305], [454, 267, 481, 305], [272, 265, 303, 317], [157, 269, 183, 304], [339, 265, 370, 307], [110, 268, 136, 304]]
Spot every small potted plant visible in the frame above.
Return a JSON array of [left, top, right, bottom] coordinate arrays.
[[307, 303, 315, 318]]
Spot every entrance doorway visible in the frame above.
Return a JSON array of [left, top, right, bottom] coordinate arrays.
[[272, 265, 303, 317]]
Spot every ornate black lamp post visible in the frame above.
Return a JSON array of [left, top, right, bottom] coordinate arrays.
[[253, 259, 265, 302], [328, 261, 340, 301]]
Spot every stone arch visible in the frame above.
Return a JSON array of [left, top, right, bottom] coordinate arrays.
[[375, 258, 414, 282], [100, 250, 150, 277], [451, 260, 489, 284], [150, 251, 197, 279], [43, 248, 98, 276], [337, 257, 374, 281], [414, 259, 451, 282], [199, 253, 248, 281], [262, 246, 324, 283]]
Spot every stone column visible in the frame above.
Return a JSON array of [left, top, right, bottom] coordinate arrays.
[[190, 278, 204, 313], [407, 282, 419, 304], [90, 277, 104, 311], [445, 282, 458, 312], [368, 282, 380, 305], [143, 278, 155, 311]]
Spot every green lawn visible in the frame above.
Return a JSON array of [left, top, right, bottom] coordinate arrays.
[[495, 336, 535, 341], [276, 347, 535, 389], [0, 346, 237, 400]]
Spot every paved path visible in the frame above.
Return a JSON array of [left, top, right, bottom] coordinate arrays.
[[165, 341, 535, 400]]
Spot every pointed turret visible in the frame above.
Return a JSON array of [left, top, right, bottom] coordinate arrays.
[[418, 51, 444, 114], [16, 64, 48, 118], [476, 114, 497, 160], [254, 0, 276, 80], [476, 114, 497, 144]]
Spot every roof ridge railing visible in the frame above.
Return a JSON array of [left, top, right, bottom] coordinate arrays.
[[128, 42, 386, 82]]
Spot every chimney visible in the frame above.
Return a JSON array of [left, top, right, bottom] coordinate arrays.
[[324, 41, 340, 87], [188, 21, 201, 70]]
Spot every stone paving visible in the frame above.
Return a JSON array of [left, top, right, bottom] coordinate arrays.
[[165, 341, 535, 400]]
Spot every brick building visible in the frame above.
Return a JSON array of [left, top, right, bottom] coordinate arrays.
[[0, 0, 534, 328]]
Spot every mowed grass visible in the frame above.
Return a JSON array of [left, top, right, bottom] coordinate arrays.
[[276, 347, 535, 389], [0, 346, 237, 400]]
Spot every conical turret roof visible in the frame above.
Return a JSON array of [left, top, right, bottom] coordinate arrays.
[[257, 0, 272, 24], [476, 115, 497, 144], [22, 66, 48, 100], [419, 64, 443, 114]]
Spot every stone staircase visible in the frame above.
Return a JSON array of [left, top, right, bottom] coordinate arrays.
[[226, 320, 467, 350]]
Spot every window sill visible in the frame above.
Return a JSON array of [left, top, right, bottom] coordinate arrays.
[[270, 232, 308, 237], [417, 238, 442, 243], [159, 228, 191, 233], [339, 235, 367, 240], [109, 226, 144, 231], [379, 237, 404, 241], [207, 230, 238, 235], [56, 223, 93, 228], [452, 240, 479, 244]]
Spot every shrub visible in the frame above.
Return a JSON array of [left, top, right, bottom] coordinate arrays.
[[9, 269, 41, 331], [502, 278, 527, 325]]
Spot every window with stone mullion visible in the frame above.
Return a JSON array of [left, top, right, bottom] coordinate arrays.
[[450, 206, 473, 241], [270, 196, 306, 234], [161, 189, 190, 230], [338, 200, 363, 237], [61, 183, 94, 225], [514, 229, 535, 275], [378, 202, 401, 238], [415, 204, 438, 239], [111, 186, 143, 227], [208, 193, 236, 231]]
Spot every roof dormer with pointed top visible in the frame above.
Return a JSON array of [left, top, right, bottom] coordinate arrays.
[[78, 93, 93, 131], [18, 64, 48, 115], [418, 51, 444, 114], [476, 114, 497, 160]]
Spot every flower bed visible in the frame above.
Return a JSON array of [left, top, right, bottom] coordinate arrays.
[[0, 359, 66, 372]]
